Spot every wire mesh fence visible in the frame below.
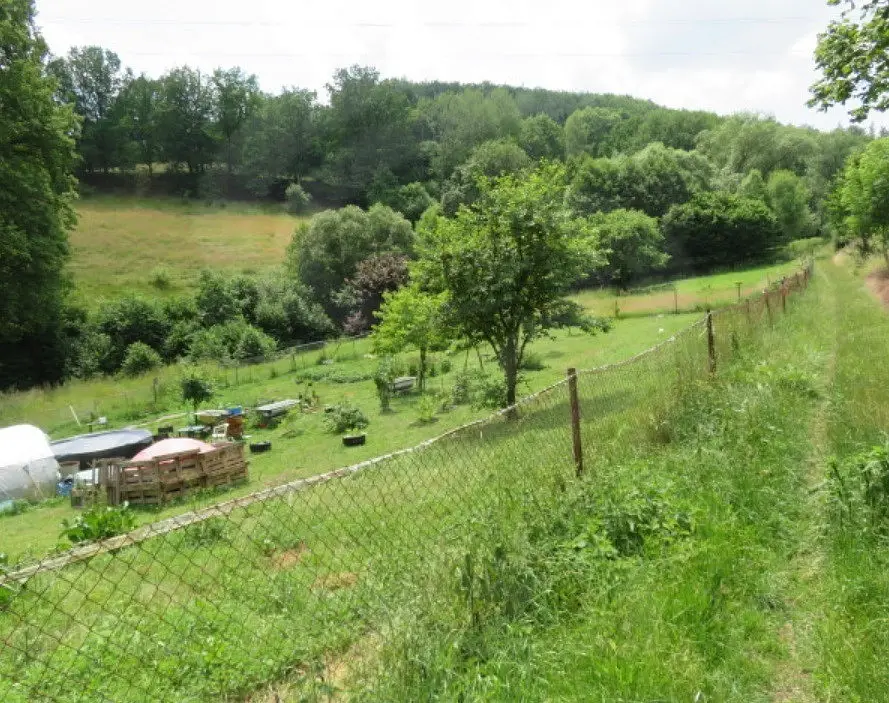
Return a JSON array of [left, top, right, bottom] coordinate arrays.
[[0, 265, 812, 702]]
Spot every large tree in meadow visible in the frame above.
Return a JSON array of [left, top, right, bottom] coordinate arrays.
[[810, 0, 889, 122], [0, 0, 79, 389], [416, 164, 605, 406]]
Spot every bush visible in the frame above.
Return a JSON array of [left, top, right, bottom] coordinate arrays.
[[415, 395, 437, 424], [181, 373, 213, 416], [374, 357, 396, 411], [149, 266, 173, 290], [61, 504, 136, 545], [120, 342, 162, 377], [189, 319, 276, 362], [323, 402, 369, 434], [473, 375, 508, 410], [95, 297, 171, 373], [285, 183, 312, 215]]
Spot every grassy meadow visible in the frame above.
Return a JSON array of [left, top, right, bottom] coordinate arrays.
[[68, 196, 304, 303], [0, 313, 698, 562], [573, 259, 804, 317]]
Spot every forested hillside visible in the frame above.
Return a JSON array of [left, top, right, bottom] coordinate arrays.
[[0, 36, 872, 391]]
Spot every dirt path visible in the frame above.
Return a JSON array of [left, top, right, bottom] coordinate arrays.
[[769, 265, 837, 703]]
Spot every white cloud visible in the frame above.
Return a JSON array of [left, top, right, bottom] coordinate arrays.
[[33, 0, 888, 130]]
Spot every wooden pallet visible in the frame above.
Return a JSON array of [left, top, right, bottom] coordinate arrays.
[[113, 444, 250, 506]]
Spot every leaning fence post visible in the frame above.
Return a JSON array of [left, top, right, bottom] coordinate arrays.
[[567, 368, 583, 477], [706, 310, 716, 374]]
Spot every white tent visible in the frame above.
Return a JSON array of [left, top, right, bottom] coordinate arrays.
[[0, 425, 59, 501]]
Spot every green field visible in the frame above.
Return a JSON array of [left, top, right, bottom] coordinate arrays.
[[0, 259, 826, 702], [0, 314, 698, 562], [68, 196, 304, 303], [573, 259, 804, 317]]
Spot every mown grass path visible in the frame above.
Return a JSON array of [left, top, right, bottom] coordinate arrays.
[[769, 265, 837, 703]]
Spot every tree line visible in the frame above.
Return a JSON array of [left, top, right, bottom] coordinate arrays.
[[0, 0, 881, 394]]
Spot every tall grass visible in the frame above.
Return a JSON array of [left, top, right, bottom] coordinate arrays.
[[362, 272, 831, 701], [814, 261, 889, 700]]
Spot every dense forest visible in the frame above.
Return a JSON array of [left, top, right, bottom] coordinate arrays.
[[0, 30, 875, 391]]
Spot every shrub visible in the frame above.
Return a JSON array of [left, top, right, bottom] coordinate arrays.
[[519, 353, 546, 371], [235, 324, 277, 361], [374, 357, 396, 411], [149, 266, 173, 290], [415, 395, 437, 424], [450, 371, 477, 406], [120, 342, 162, 377], [473, 376, 508, 410], [285, 183, 312, 215], [323, 402, 369, 434], [95, 297, 171, 373], [61, 504, 136, 545], [189, 320, 276, 363], [181, 373, 213, 417]]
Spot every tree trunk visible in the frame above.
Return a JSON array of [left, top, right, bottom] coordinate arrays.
[[503, 337, 518, 414], [419, 346, 427, 391]]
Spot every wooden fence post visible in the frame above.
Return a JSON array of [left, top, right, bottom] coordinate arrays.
[[736, 281, 742, 302], [765, 292, 773, 326], [706, 310, 716, 374], [567, 368, 583, 477], [782, 286, 787, 314], [674, 287, 679, 315]]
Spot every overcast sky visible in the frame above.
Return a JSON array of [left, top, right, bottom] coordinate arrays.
[[33, 0, 884, 132]]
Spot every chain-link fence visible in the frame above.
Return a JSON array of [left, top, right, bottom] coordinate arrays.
[[0, 266, 812, 702]]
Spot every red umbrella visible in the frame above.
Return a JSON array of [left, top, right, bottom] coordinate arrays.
[[132, 438, 215, 461]]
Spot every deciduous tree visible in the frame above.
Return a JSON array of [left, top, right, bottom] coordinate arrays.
[[589, 209, 668, 290], [416, 164, 606, 406], [373, 285, 447, 390], [810, 0, 889, 122], [0, 0, 79, 390]]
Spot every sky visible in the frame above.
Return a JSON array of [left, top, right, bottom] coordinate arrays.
[[33, 0, 885, 132]]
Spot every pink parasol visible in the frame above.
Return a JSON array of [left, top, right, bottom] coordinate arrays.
[[132, 438, 215, 461]]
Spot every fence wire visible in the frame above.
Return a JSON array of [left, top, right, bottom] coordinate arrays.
[[0, 265, 812, 702]]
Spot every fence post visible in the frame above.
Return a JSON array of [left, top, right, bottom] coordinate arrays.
[[706, 310, 716, 374], [745, 298, 751, 325], [567, 368, 583, 477], [765, 292, 773, 326], [674, 286, 679, 315], [736, 281, 742, 302], [782, 286, 787, 314]]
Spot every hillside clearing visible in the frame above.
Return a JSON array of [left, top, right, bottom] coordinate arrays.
[[69, 196, 304, 303]]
